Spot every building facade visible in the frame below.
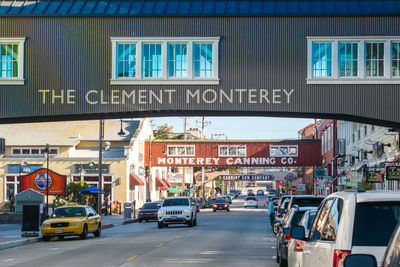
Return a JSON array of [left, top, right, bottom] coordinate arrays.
[[0, 118, 167, 210]]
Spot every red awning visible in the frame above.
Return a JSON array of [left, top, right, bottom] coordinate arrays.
[[156, 177, 168, 191], [130, 174, 145, 186]]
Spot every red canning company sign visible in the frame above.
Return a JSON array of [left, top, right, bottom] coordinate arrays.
[[145, 140, 321, 167]]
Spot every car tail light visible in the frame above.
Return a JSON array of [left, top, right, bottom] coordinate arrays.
[[294, 240, 305, 252], [245, 199, 248, 201], [255, 199, 258, 201], [284, 234, 291, 241], [333, 250, 351, 267]]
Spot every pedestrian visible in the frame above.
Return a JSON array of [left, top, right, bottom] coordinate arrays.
[[103, 194, 111, 216], [268, 200, 275, 226]]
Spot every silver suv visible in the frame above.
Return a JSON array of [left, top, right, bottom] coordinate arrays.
[[157, 197, 197, 228]]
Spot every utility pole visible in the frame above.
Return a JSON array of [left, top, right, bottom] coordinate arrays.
[[196, 117, 211, 203], [147, 134, 152, 202], [97, 120, 103, 215], [182, 117, 187, 196]]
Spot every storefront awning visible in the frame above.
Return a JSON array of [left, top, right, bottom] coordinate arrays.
[[156, 177, 168, 191], [130, 174, 145, 186], [163, 179, 172, 188]]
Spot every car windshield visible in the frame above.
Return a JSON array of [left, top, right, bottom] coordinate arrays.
[[142, 203, 160, 209], [352, 202, 400, 246], [215, 199, 226, 203], [162, 199, 189, 207], [293, 197, 324, 207], [51, 207, 86, 218], [246, 197, 256, 200]]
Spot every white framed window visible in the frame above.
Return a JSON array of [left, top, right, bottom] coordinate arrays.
[[218, 145, 247, 157], [12, 147, 59, 155], [307, 37, 400, 84], [0, 37, 25, 85], [167, 145, 195, 157], [269, 145, 298, 157], [110, 37, 220, 85]]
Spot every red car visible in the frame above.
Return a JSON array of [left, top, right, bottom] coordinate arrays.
[[138, 202, 162, 222]]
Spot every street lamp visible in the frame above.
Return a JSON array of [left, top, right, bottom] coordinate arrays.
[[146, 135, 153, 203], [18, 162, 28, 193], [43, 143, 50, 217], [117, 119, 126, 136]]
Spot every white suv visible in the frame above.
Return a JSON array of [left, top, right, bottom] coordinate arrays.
[[157, 197, 197, 228], [290, 190, 400, 267]]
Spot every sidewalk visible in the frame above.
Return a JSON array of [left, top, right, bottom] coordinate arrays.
[[0, 213, 138, 250]]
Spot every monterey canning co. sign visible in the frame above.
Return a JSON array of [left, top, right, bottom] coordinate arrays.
[[146, 140, 321, 167]]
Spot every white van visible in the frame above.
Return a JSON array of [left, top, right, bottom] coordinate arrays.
[[290, 190, 400, 267]]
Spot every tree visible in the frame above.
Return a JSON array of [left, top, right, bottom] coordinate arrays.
[[60, 181, 91, 205]]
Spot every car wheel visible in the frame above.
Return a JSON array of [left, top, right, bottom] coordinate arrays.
[[158, 221, 164, 228], [213, 209, 216, 212], [276, 250, 280, 263], [94, 223, 101, 237], [43, 236, 51, 242], [187, 215, 194, 227], [227, 209, 230, 212], [80, 225, 88, 240], [138, 219, 143, 223], [193, 216, 197, 226]]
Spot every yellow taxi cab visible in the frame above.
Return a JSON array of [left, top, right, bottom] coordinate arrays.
[[41, 203, 102, 241]]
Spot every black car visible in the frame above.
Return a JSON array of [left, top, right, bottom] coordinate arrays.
[[213, 198, 230, 212]]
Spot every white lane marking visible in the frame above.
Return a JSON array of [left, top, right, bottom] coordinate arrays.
[[272, 256, 277, 259], [201, 251, 221, 255], [2, 259, 14, 262], [49, 248, 59, 251]]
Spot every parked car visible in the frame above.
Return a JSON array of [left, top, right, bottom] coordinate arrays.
[[257, 189, 265, 196], [247, 189, 254, 195], [344, 222, 400, 267], [157, 197, 197, 228], [202, 198, 215, 208], [224, 195, 232, 204], [284, 209, 317, 267], [290, 190, 400, 267], [244, 195, 258, 208], [138, 202, 162, 222], [41, 203, 102, 241], [287, 195, 325, 210], [213, 198, 230, 212]]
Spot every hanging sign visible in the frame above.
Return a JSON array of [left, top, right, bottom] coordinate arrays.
[[387, 166, 400, 180], [314, 168, 326, 178], [366, 171, 381, 183], [21, 168, 66, 195]]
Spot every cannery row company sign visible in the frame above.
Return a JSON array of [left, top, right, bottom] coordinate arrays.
[[146, 140, 321, 167], [218, 175, 274, 181], [1, 2, 400, 128]]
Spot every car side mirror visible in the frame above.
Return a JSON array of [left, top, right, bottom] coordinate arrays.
[[344, 254, 377, 267], [283, 228, 290, 234], [290, 226, 305, 240]]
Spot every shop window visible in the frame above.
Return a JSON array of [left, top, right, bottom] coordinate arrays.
[[392, 42, 400, 77], [110, 37, 219, 85], [312, 42, 332, 78], [365, 42, 384, 77], [0, 38, 25, 85], [12, 149, 21, 155], [339, 42, 358, 77]]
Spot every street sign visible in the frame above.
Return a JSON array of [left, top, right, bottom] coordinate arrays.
[[219, 175, 274, 181], [297, 184, 306, 192], [314, 168, 326, 178], [387, 166, 400, 180], [366, 171, 381, 183]]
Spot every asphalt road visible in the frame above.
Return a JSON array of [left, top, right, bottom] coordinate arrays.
[[0, 196, 278, 267]]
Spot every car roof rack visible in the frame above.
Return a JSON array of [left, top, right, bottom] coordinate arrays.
[[63, 202, 80, 206]]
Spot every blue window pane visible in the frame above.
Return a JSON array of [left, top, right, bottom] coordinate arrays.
[[154, 1, 167, 14], [81, 1, 96, 14], [130, 1, 143, 14], [56, 1, 73, 14], [118, 1, 131, 14], [44, 1, 62, 14], [31, 1, 49, 14], [142, 1, 156, 14], [312, 42, 332, 77], [166, 1, 179, 14], [117, 44, 136, 78], [168, 43, 187, 78], [105, 1, 119, 14], [203, 1, 214, 14], [194, 43, 213, 78], [93, 1, 108, 14], [143, 44, 161, 78], [191, 1, 203, 14]]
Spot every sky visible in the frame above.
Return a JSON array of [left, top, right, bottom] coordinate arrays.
[[150, 117, 315, 140]]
